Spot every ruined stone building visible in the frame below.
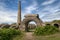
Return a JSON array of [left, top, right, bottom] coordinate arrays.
[[16, 1, 44, 31], [16, 1, 60, 31], [0, 1, 60, 31]]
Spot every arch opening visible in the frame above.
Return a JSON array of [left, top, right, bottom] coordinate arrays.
[[28, 21, 37, 32], [54, 24, 59, 28], [25, 20, 38, 32]]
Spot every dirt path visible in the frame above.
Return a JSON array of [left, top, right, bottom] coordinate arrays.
[[22, 32, 35, 40]]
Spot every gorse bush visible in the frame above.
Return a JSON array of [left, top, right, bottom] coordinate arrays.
[[34, 27, 44, 35], [44, 25, 59, 34], [0, 28, 22, 40], [34, 25, 59, 35]]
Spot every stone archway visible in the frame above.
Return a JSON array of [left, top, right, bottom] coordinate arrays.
[[23, 14, 43, 31]]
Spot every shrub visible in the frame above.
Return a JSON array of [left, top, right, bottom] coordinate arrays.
[[34, 25, 59, 35], [0, 28, 22, 40], [44, 25, 59, 34], [34, 27, 44, 35]]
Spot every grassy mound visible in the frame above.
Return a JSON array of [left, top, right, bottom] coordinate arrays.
[[0, 28, 22, 40], [34, 25, 59, 36]]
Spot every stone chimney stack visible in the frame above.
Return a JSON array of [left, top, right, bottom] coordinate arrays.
[[17, 1, 21, 25]]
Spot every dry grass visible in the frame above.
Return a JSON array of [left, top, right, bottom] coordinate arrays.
[[12, 32, 60, 40], [35, 33, 60, 40]]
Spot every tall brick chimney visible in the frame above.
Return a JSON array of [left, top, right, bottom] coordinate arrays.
[[17, 1, 21, 25]]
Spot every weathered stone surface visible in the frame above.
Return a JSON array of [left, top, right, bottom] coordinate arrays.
[[0, 24, 10, 28], [10, 23, 19, 29], [17, 1, 21, 26], [20, 14, 43, 31], [24, 14, 39, 17]]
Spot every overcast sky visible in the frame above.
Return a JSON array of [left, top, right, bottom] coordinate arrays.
[[0, 0, 60, 24]]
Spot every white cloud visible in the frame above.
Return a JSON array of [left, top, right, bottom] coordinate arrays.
[[37, 5, 60, 22], [0, 10, 17, 24], [24, 1, 38, 13], [22, 0, 60, 22], [0, 0, 27, 24], [42, 0, 56, 5], [0, 0, 60, 24], [21, 0, 38, 22], [0, 3, 17, 24]]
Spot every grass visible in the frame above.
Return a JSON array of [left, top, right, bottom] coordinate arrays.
[[0, 28, 22, 40], [34, 33, 60, 40], [12, 32, 25, 40], [12, 26, 60, 40], [12, 32, 60, 40], [1, 26, 60, 40], [12, 35, 23, 40]]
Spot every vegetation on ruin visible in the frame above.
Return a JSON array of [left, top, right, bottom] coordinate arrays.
[[0, 28, 22, 40], [34, 25, 59, 36], [0, 25, 60, 40], [34, 33, 60, 40]]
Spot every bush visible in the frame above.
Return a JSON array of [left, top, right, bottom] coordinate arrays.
[[34, 25, 59, 35], [34, 27, 44, 35], [0, 28, 22, 40]]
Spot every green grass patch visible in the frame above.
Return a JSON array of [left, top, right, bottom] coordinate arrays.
[[34, 25, 59, 36], [34, 33, 60, 40], [0, 28, 22, 40]]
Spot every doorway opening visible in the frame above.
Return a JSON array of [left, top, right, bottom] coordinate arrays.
[[28, 21, 37, 32]]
